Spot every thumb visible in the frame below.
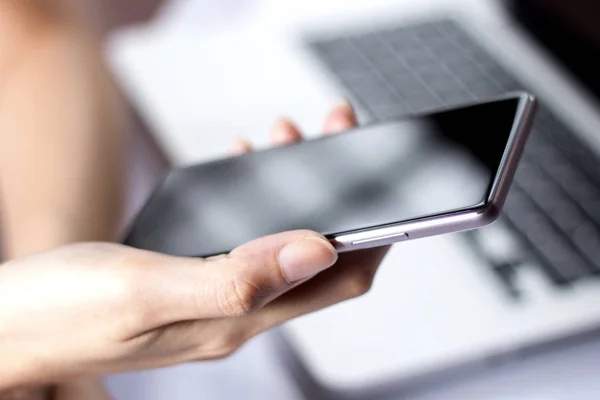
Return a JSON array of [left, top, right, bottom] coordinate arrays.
[[202, 230, 338, 317], [157, 230, 338, 322]]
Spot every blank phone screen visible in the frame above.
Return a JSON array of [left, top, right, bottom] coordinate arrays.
[[124, 97, 520, 257]]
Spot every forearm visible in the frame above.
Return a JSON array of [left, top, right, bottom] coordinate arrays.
[[0, 2, 124, 399], [0, 1, 126, 258]]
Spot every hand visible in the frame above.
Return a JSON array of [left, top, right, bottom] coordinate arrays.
[[0, 102, 389, 390]]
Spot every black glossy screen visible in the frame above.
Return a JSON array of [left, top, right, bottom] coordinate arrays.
[[124, 97, 519, 256]]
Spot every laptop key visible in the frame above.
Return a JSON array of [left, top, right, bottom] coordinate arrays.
[[572, 224, 600, 271], [503, 186, 591, 283], [540, 158, 600, 224], [384, 30, 420, 53], [370, 102, 412, 120], [412, 21, 447, 41], [465, 79, 504, 100], [435, 88, 474, 105]]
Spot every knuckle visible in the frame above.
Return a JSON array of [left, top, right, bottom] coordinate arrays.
[[218, 277, 264, 317], [193, 327, 252, 361], [205, 345, 238, 360], [343, 268, 376, 299], [207, 335, 245, 359]]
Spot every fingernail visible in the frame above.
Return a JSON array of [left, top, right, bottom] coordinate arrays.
[[338, 98, 354, 111], [273, 115, 292, 128], [278, 237, 338, 282], [273, 120, 291, 139], [231, 137, 251, 155]]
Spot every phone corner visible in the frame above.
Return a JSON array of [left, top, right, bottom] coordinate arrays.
[[518, 90, 536, 104], [475, 202, 502, 227]]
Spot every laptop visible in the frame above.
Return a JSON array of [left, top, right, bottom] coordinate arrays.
[[106, 0, 600, 393]]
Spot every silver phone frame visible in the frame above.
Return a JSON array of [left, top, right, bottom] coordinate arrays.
[[331, 92, 537, 252]]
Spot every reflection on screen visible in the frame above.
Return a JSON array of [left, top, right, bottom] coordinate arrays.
[[125, 98, 519, 256]]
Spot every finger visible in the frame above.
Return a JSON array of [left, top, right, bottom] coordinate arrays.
[[142, 230, 338, 327], [130, 246, 389, 365], [248, 245, 390, 331], [270, 117, 303, 146], [231, 137, 253, 155], [323, 99, 358, 135]]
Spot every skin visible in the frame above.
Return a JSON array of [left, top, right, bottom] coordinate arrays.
[[0, 104, 390, 398], [0, 0, 389, 398]]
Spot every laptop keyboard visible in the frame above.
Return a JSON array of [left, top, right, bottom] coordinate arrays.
[[306, 19, 600, 293]]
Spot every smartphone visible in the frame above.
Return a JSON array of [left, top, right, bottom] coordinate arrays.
[[122, 92, 536, 257]]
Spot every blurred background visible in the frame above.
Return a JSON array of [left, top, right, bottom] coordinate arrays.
[[54, 0, 600, 398]]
